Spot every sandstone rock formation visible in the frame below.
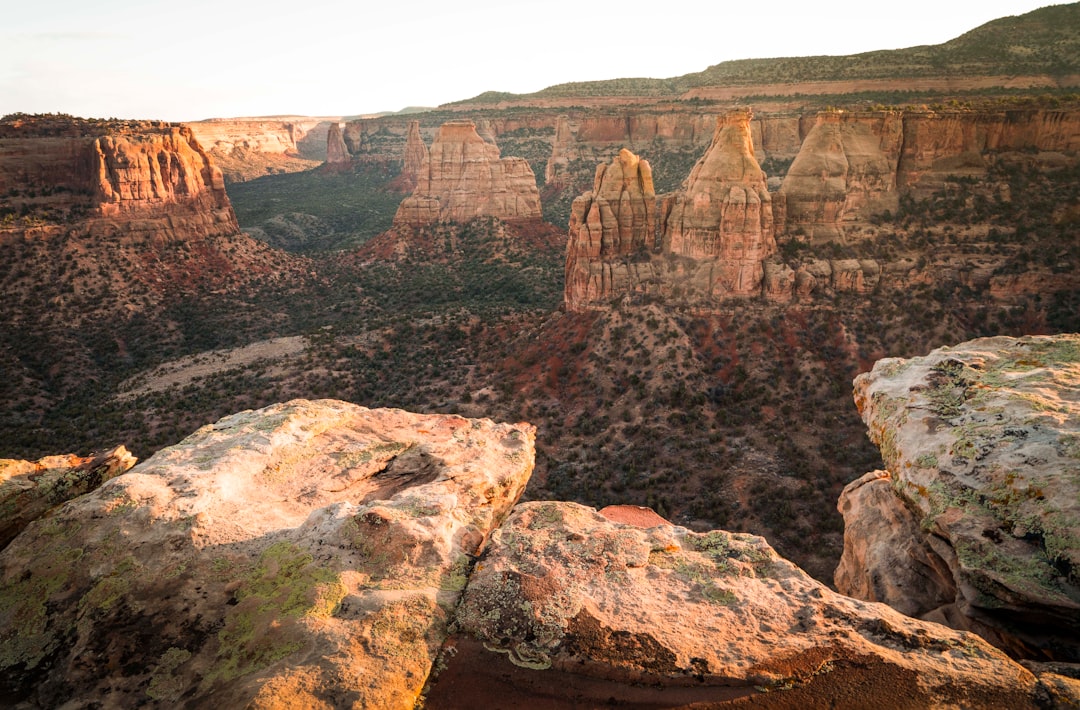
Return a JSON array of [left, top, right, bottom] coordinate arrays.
[[564, 110, 779, 309], [780, 111, 902, 242], [400, 119, 429, 191], [564, 148, 656, 310], [325, 122, 350, 165], [435, 500, 1057, 707], [0, 115, 239, 242], [838, 334, 1080, 661], [393, 121, 541, 227], [0, 446, 136, 550], [661, 109, 778, 293], [188, 117, 330, 181], [0, 400, 535, 708]]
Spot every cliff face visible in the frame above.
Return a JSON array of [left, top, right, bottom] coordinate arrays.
[[0, 116, 239, 241], [838, 334, 1080, 661], [780, 111, 903, 242], [393, 120, 541, 226], [400, 119, 429, 191], [187, 117, 330, 181], [324, 122, 349, 164]]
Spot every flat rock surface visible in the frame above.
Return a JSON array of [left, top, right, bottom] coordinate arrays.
[[843, 334, 1080, 660], [0, 399, 534, 709]]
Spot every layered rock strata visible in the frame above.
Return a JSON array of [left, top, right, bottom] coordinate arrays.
[[0, 115, 239, 242], [0, 400, 535, 708], [324, 122, 350, 164], [564, 148, 656, 310], [838, 334, 1080, 661], [400, 119, 429, 191], [393, 121, 541, 226], [436, 500, 1056, 707], [564, 110, 778, 309]]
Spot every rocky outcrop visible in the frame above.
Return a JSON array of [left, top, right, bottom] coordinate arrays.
[[0, 115, 240, 241], [0, 400, 535, 708], [0, 446, 136, 550], [564, 149, 656, 310], [433, 500, 1056, 707], [661, 109, 777, 293], [324, 123, 349, 164], [780, 111, 903, 242], [393, 121, 541, 226], [187, 117, 330, 181], [839, 334, 1080, 661], [564, 110, 779, 309], [401, 119, 429, 191]]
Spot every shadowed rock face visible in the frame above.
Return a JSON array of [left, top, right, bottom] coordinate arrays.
[[393, 120, 541, 226], [839, 334, 1080, 661], [0, 399, 534, 708], [0, 446, 136, 551], [436, 500, 1052, 708]]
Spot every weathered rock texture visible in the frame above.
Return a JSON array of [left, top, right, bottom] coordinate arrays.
[[393, 121, 541, 226], [0, 446, 136, 551], [839, 334, 1080, 661], [0, 400, 535, 708], [401, 120, 429, 191], [661, 109, 778, 292], [780, 111, 903, 242], [0, 115, 239, 241], [564, 110, 778, 309], [325, 123, 350, 165], [564, 149, 656, 310], [437, 500, 1056, 707]]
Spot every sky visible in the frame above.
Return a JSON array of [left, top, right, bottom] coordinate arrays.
[[0, 0, 1063, 122]]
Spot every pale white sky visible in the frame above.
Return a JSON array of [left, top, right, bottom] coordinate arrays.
[[0, 0, 1062, 121]]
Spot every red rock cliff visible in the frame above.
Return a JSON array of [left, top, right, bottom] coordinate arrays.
[[393, 120, 541, 226]]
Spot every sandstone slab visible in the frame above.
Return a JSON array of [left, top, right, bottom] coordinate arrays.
[[841, 334, 1080, 660], [0, 399, 534, 708], [443, 500, 1049, 707]]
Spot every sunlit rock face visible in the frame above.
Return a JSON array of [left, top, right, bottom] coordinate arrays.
[[840, 334, 1080, 661], [393, 120, 541, 226], [0, 399, 534, 708]]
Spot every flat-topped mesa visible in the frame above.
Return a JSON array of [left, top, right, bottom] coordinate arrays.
[[325, 122, 350, 165], [393, 120, 541, 227], [565, 149, 656, 309], [659, 109, 777, 294], [779, 110, 903, 243], [0, 115, 239, 239]]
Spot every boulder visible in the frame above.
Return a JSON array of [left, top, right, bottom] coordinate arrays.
[[0, 399, 535, 708], [436, 500, 1052, 707], [840, 334, 1080, 660]]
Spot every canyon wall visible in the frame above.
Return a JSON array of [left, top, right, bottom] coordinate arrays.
[[187, 117, 334, 181], [393, 121, 541, 226], [0, 115, 239, 242]]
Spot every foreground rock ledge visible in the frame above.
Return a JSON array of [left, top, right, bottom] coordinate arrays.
[[434, 501, 1054, 708], [0, 399, 535, 709], [839, 334, 1080, 661]]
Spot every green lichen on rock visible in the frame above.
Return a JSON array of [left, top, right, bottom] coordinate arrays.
[[146, 647, 192, 702], [205, 541, 345, 685]]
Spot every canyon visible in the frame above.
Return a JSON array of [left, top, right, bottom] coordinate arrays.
[[0, 334, 1077, 707], [1, 5, 1079, 706]]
